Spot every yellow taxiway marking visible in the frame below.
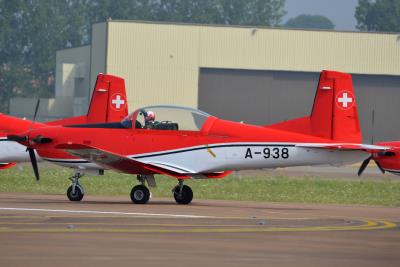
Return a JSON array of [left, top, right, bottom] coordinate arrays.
[[0, 220, 396, 233]]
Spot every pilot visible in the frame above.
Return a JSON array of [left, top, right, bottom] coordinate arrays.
[[144, 110, 157, 129]]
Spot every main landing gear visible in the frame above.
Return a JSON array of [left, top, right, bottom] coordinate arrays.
[[173, 179, 193, 205], [67, 172, 85, 201], [130, 174, 155, 204], [130, 175, 193, 205]]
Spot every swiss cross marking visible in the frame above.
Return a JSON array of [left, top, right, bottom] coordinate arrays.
[[112, 94, 125, 109], [336, 90, 354, 110], [338, 93, 352, 108]]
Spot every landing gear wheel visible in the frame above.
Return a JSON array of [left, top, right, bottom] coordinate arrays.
[[173, 185, 193, 205], [130, 185, 150, 204], [67, 185, 84, 201]]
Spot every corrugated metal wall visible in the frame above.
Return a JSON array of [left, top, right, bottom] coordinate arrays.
[[90, 23, 108, 91], [106, 22, 200, 109], [198, 27, 400, 75]]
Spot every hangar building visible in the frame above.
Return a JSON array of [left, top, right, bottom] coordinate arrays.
[[11, 21, 400, 142]]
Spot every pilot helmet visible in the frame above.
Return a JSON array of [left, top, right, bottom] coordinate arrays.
[[145, 111, 155, 121]]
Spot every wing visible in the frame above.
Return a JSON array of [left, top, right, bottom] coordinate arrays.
[[55, 143, 191, 179], [55, 143, 230, 179]]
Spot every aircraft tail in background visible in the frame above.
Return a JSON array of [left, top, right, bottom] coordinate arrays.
[[268, 70, 361, 143]]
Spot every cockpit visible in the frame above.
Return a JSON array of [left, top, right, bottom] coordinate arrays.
[[121, 105, 211, 131]]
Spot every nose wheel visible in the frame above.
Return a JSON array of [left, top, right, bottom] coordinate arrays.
[[67, 185, 84, 201], [173, 180, 193, 204], [67, 173, 84, 201]]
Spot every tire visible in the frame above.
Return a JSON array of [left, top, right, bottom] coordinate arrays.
[[67, 185, 84, 201], [130, 185, 150, 204], [173, 185, 193, 205]]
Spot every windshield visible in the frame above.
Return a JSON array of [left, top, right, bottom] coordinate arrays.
[[121, 105, 211, 131]]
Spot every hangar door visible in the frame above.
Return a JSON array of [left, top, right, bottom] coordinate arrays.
[[198, 68, 400, 143]]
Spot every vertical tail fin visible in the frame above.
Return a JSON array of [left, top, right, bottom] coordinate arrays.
[[87, 74, 128, 123], [310, 70, 361, 143], [268, 70, 361, 143]]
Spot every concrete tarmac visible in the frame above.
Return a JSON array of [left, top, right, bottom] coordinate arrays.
[[0, 192, 399, 267]]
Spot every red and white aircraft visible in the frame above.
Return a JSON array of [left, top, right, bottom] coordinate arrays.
[[358, 141, 400, 176], [3, 70, 393, 204], [0, 73, 128, 176]]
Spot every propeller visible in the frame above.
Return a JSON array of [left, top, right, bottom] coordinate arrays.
[[31, 98, 40, 129], [28, 147, 39, 181], [358, 156, 372, 176], [6, 99, 44, 181], [358, 155, 386, 176], [27, 99, 41, 181], [5, 99, 41, 143]]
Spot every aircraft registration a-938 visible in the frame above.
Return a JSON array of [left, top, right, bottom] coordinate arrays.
[[5, 70, 394, 205]]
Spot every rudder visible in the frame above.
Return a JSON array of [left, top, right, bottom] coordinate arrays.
[[310, 70, 361, 143], [87, 74, 128, 123]]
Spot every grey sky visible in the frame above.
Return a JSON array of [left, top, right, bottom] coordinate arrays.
[[283, 0, 359, 31]]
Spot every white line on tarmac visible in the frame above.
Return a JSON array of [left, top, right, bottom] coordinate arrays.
[[0, 207, 214, 219]]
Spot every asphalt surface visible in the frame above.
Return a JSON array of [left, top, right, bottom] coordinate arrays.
[[0, 193, 399, 267]]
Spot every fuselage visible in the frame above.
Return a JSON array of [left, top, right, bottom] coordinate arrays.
[[28, 117, 370, 175]]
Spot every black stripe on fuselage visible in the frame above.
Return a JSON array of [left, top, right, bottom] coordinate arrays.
[[64, 122, 127, 129], [132, 143, 295, 159], [43, 158, 90, 164]]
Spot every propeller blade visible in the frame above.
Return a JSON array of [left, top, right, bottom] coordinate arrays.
[[29, 99, 41, 132], [358, 156, 372, 176], [28, 148, 40, 181], [33, 99, 40, 122], [374, 159, 386, 174]]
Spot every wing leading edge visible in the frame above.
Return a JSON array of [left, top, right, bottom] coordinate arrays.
[[295, 143, 390, 152]]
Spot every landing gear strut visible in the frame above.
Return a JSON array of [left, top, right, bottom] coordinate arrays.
[[67, 173, 84, 201], [173, 179, 193, 205], [130, 175, 155, 204]]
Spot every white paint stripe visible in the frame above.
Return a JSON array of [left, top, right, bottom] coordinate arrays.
[[128, 142, 389, 158], [0, 207, 214, 219]]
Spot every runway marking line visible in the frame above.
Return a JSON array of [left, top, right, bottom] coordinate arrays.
[[0, 207, 214, 219], [0, 207, 397, 233]]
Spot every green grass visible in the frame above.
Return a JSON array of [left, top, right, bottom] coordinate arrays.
[[1, 165, 400, 207]]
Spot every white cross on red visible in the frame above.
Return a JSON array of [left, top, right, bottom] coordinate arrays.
[[338, 92, 353, 108], [112, 95, 125, 109]]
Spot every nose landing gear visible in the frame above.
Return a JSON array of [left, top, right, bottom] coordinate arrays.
[[67, 173, 84, 201]]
